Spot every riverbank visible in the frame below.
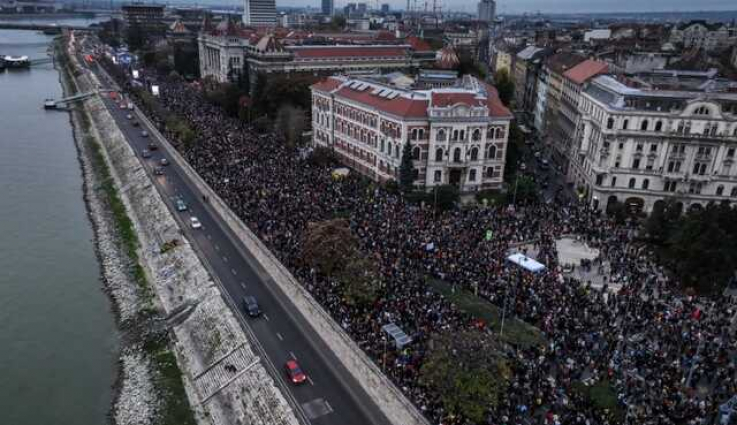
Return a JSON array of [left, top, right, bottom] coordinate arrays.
[[58, 32, 301, 425]]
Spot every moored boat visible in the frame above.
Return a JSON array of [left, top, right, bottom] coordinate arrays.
[[3, 55, 31, 69]]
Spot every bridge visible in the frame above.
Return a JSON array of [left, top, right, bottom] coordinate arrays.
[[45, 89, 114, 108], [0, 22, 99, 32]]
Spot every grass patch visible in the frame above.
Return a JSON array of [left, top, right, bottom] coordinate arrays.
[[427, 278, 544, 348], [572, 379, 624, 422], [144, 338, 198, 425]]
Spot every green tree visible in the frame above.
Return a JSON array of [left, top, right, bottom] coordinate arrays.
[[494, 69, 514, 107], [274, 104, 307, 147], [431, 184, 460, 211], [338, 254, 381, 307], [302, 219, 359, 276], [504, 123, 524, 178], [420, 329, 511, 424], [330, 15, 347, 30], [399, 142, 414, 193], [509, 175, 538, 204]]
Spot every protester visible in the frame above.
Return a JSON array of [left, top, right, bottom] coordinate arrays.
[[105, 65, 737, 425]]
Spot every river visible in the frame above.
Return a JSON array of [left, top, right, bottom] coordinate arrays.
[[0, 27, 118, 425]]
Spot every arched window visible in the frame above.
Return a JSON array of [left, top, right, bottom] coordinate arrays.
[[607, 117, 614, 129], [395, 145, 400, 158], [435, 148, 444, 162], [412, 146, 421, 160], [470, 147, 479, 161], [487, 145, 497, 159], [733, 126, 737, 137], [642, 179, 649, 190], [716, 185, 724, 196], [622, 119, 629, 130], [486, 167, 494, 178], [655, 121, 663, 132], [437, 129, 446, 142], [641, 120, 649, 131], [434, 170, 442, 183], [495, 127, 503, 139], [452, 129, 459, 141], [380, 139, 385, 152], [732, 187, 737, 198], [629, 178, 636, 189], [469, 169, 477, 182], [460, 130, 465, 141], [453, 148, 462, 163], [472, 129, 481, 141]]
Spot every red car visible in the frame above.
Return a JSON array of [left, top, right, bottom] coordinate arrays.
[[284, 360, 307, 385]]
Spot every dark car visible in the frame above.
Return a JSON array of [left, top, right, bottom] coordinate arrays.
[[148, 142, 158, 150], [131, 120, 140, 127], [284, 360, 307, 385], [175, 198, 187, 212], [154, 167, 164, 175], [242, 296, 260, 318]]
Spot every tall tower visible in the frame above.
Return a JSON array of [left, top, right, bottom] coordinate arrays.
[[322, 0, 334, 16], [243, 0, 276, 26], [477, 0, 495, 23]]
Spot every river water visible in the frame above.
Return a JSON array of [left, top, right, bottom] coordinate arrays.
[[0, 28, 118, 424]]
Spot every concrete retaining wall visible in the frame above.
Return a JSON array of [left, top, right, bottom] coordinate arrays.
[[134, 85, 429, 425]]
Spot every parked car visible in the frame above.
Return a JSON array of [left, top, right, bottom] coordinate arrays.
[[242, 296, 261, 318], [154, 167, 164, 176], [126, 113, 133, 120], [540, 159, 550, 169], [141, 149, 151, 158], [190, 217, 202, 229], [160, 158, 169, 166], [175, 198, 187, 212], [131, 120, 140, 127], [141, 130, 149, 138], [148, 142, 157, 150], [284, 360, 307, 385]]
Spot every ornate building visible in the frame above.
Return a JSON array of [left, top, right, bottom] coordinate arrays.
[[570, 70, 737, 214], [311, 75, 513, 192]]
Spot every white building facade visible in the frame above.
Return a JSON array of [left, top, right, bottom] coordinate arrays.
[[570, 74, 737, 214], [243, 0, 276, 26], [311, 75, 513, 192]]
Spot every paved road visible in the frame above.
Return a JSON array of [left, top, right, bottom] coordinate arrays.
[[84, 52, 391, 425]]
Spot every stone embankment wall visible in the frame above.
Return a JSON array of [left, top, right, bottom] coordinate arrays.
[[64, 36, 299, 425], [134, 61, 431, 425]]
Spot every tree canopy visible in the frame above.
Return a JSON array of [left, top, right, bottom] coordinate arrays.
[[399, 142, 414, 192], [493, 69, 514, 107], [420, 329, 511, 424]]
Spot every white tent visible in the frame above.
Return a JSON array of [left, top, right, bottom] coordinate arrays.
[[507, 253, 546, 273]]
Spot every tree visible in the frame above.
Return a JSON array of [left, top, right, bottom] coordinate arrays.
[[504, 123, 525, 178], [509, 175, 537, 204], [432, 184, 460, 211], [338, 254, 381, 307], [399, 142, 414, 193], [493, 69, 514, 107], [330, 15, 347, 30], [420, 329, 511, 424], [274, 104, 307, 147], [302, 219, 359, 276]]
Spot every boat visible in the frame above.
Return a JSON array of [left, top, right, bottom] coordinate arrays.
[[44, 99, 57, 109], [3, 56, 31, 69]]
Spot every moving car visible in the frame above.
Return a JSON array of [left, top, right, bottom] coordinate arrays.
[[148, 142, 157, 150], [242, 296, 261, 318], [190, 217, 202, 229], [284, 360, 307, 385], [153, 167, 164, 176], [175, 198, 187, 212], [141, 130, 149, 138], [160, 158, 169, 166], [126, 113, 133, 120], [141, 149, 151, 158]]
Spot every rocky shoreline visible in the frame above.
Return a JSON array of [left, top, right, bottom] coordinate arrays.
[[55, 39, 160, 425]]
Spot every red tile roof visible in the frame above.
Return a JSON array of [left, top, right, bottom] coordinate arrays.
[[335, 86, 429, 118], [563, 59, 609, 85], [311, 77, 343, 93], [482, 83, 513, 118], [291, 46, 408, 60], [406, 36, 432, 52]]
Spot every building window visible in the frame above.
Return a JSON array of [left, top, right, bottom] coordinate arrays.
[[642, 179, 649, 190], [437, 129, 447, 142], [640, 120, 649, 131], [622, 119, 629, 130], [486, 145, 497, 159], [395, 145, 400, 158], [469, 169, 477, 182], [677, 121, 685, 134], [731, 187, 737, 197], [632, 158, 640, 169], [472, 129, 481, 141], [595, 174, 603, 186], [607, 117, 614, 129], [655, 121, 663, 132], [650, 144, 658, 153], [611, 177, 617, 187], [717, 185, 724, 196], [412, 168, 420, 181], [486, 167, 494, 178], [435, 148, 444, 162], [452, 129, 459, 141], [434, 170, 442, 183], [470, 147, 479, 161], [664, 181, 677, 192], [412, 147, 421, 160], [628, 178, 636, 189], [453, 148, 462, 163]]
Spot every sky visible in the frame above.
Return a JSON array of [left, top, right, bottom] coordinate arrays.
[[266, 0, 737, 14]]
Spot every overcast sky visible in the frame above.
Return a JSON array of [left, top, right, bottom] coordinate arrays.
[[303, 0, 737, 14]]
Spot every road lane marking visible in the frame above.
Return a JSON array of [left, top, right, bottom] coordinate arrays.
[[223, 256, 228, 263], [207, 234, 212, 240], [240, 281, 246, 289], [231, 268, 237, 275], [263, 313, 270, 321], [307, 376, 315, 386], [276, 332, 284, 341], [215, 244, 220, 251], [289, 351, 297, 360]]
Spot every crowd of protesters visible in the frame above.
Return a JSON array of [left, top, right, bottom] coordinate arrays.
[[108, 66, 737, 425]]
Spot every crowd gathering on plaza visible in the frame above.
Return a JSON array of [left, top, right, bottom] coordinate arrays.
[[109, 66, 736, 425]]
